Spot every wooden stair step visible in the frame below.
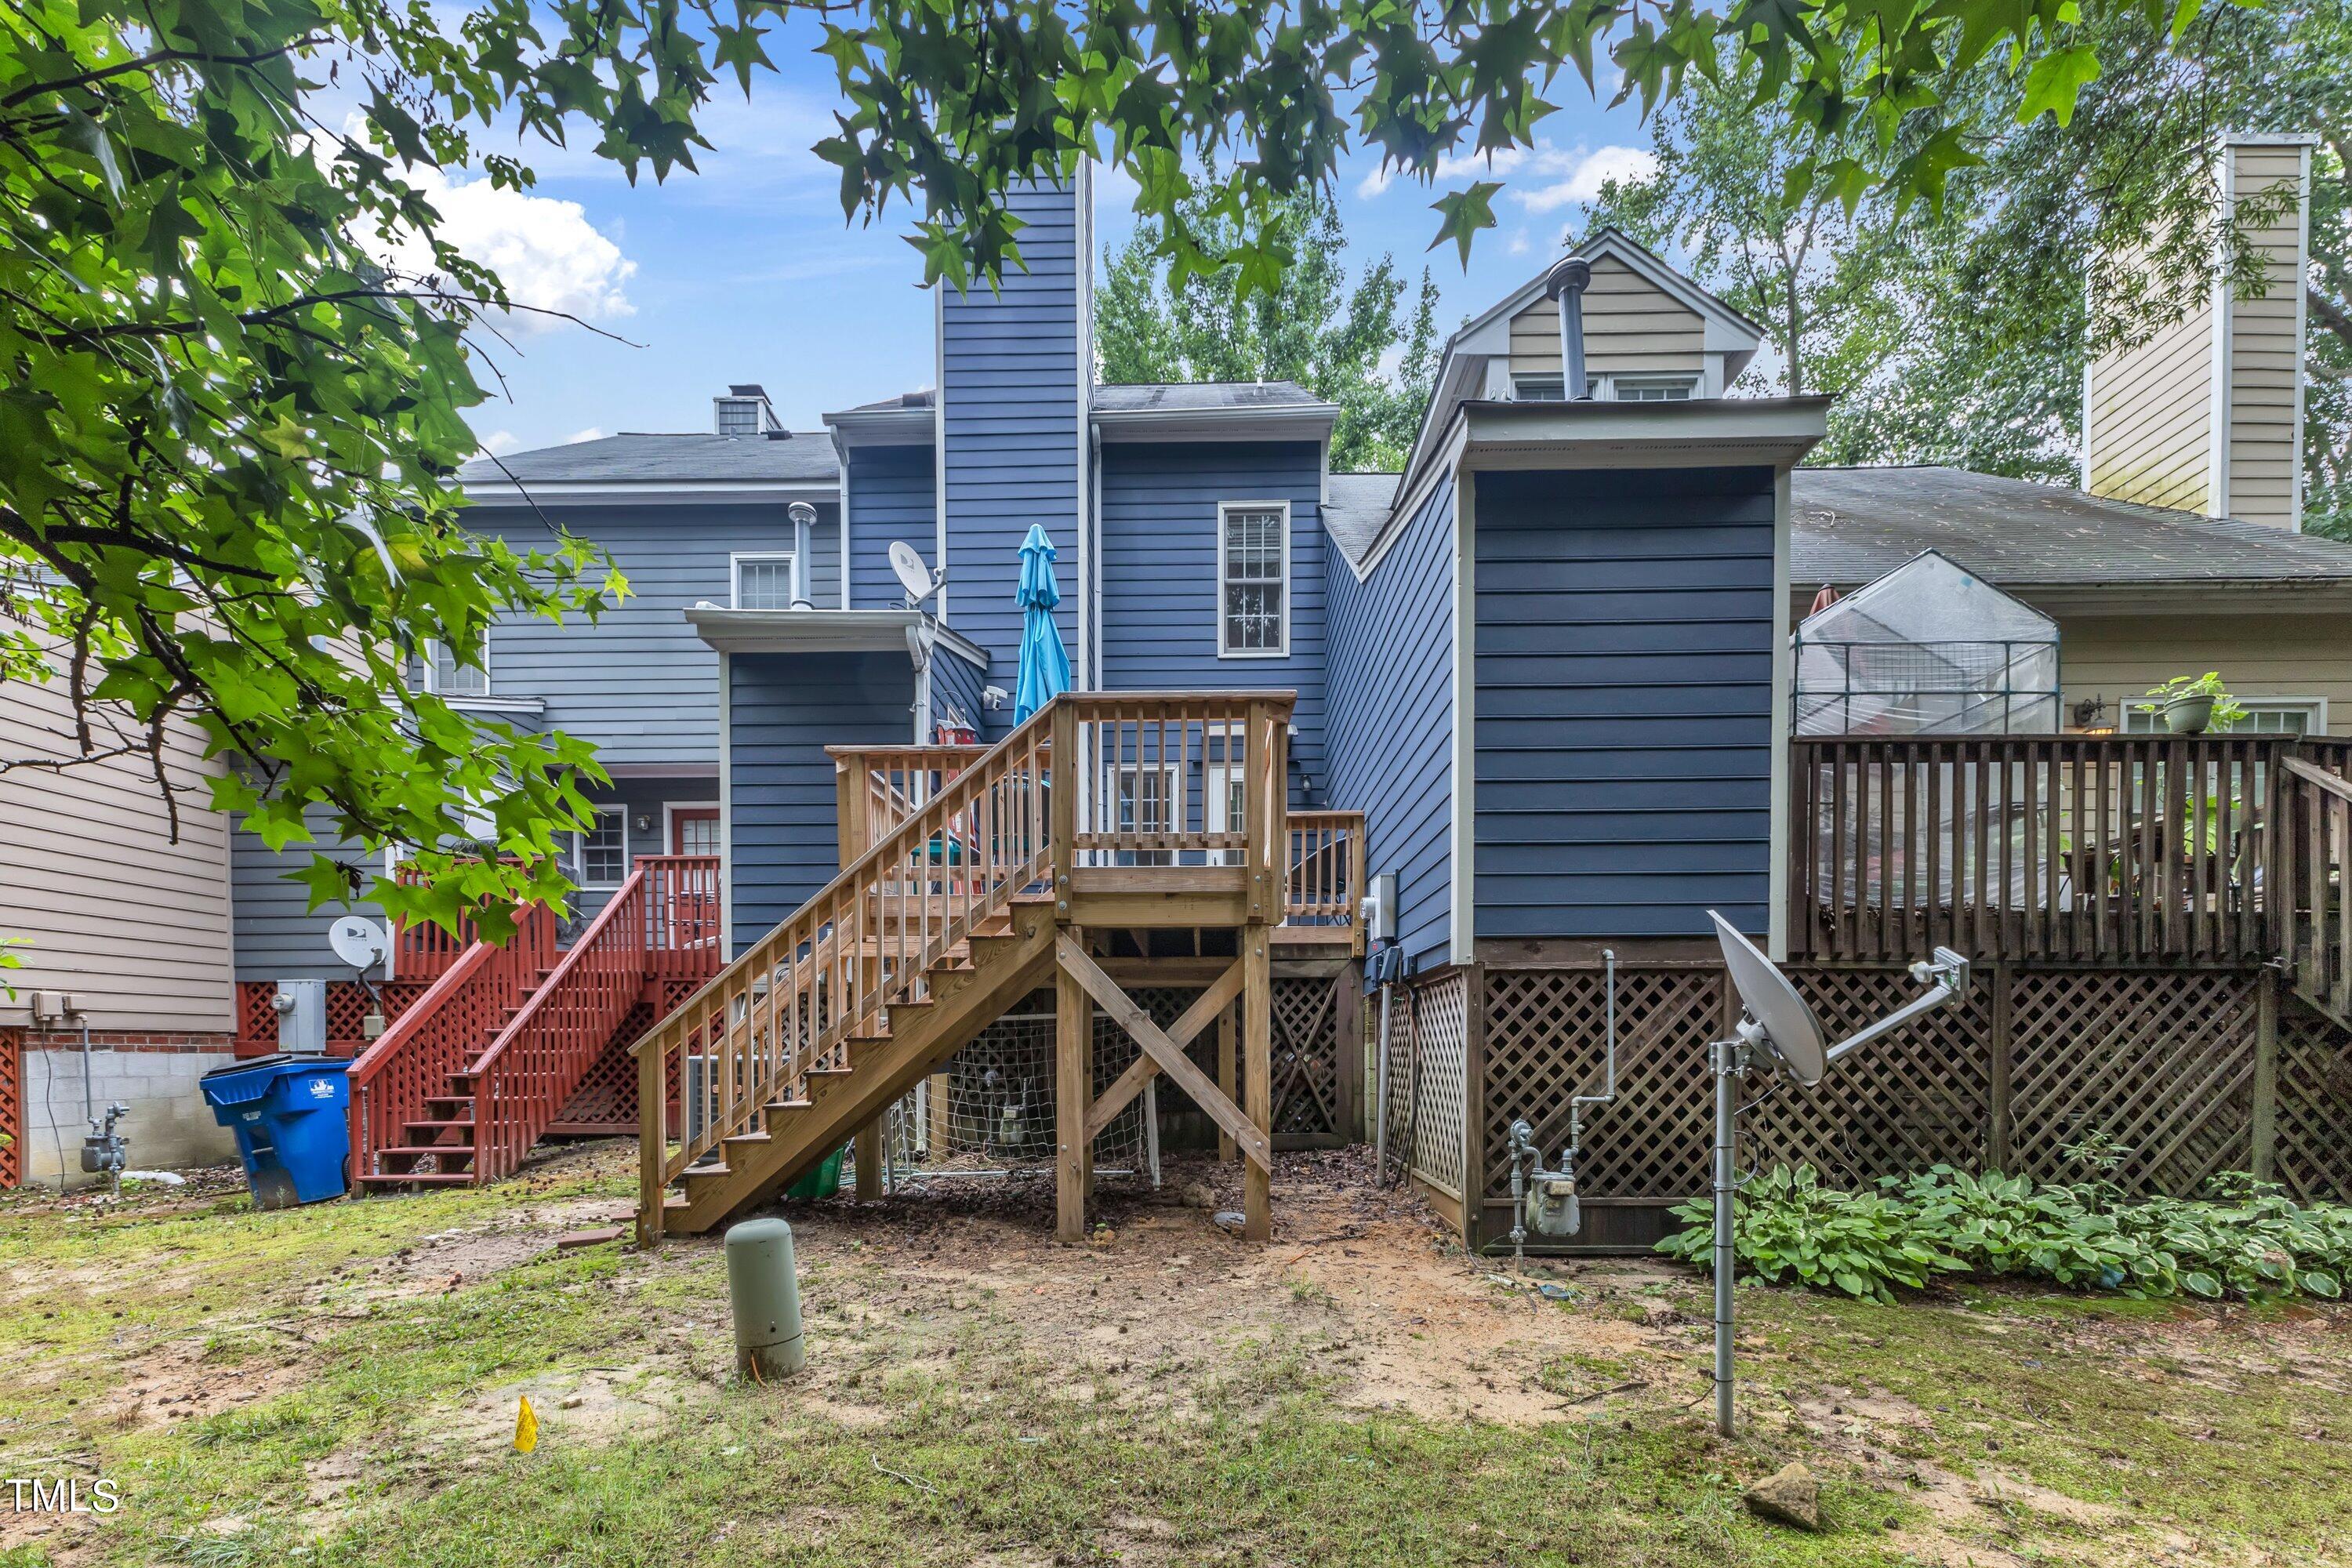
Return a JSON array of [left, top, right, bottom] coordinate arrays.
[[375, 1145, 477, 1162], [356, 1171, 476, 1188], [401, 1120, 477, 1142]]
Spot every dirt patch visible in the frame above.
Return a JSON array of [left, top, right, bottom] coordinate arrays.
[[440, 1363, 701, 1454]]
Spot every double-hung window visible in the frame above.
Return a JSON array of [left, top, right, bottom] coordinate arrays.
[[1113, 764, 1178, 866], [731, 553, 797, 610], [1218, 502, 1290, 658], [423, 638, 490, 698], [573, 806, 630, 888]]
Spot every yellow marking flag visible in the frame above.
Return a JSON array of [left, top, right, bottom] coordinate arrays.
[[514, 1395, 539, 1454]]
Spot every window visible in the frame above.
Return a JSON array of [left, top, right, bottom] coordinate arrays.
[[1512, 374, 1566, 401], [714, 397, 766, 437], [732, 553, 797, 610], [1113, 764, 1178, 866], [1205, 761, 1247, 866], [2124, 697, 2325, 735], [423, 638, 489, 698], [573, 806, 630, 887], [1218, 503, 1290, 658], [1613, 376, 1696, 401]]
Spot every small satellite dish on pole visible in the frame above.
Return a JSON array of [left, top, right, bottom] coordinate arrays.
[[328, 916, 388, 972], [890, 541, 942, 608], [1704, 911, 1967, 1437]]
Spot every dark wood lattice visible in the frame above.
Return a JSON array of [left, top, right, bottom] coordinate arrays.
[[2009, 971, 2257, 1192], [0, 1027, 22, 1189], [1270, 976, 1342, 1140], [1475, 962, 2344, 1220], [554, 979, 704, 1131], [235, 979, 429, 1054], [2272, 999, 2352, 1202], [1745, 970, 1994, 1185], [1479, 967, 1723, 1202]]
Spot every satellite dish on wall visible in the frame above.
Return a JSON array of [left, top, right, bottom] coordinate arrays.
[[890, 541, 940, 605], [1711, 912, 1830, 1087], [328, 916, 389, 971]]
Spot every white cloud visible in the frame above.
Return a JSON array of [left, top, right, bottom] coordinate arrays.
[[404, 167, 637, 330], [565, 426, 606, 445], [1353, 141, 1657, 214], [478, 430, 522, 456], [1515, 144, 1657, 213], [1507, 228, 1533, 256]]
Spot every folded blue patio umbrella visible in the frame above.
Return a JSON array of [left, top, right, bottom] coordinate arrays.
[[1013, 524, 1072, 724]]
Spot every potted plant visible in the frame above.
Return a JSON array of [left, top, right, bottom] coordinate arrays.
[[2136, 673, 2248, 735]]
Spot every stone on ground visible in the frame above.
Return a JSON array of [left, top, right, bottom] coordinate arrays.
[[1742, 1462, 1820, 1531]]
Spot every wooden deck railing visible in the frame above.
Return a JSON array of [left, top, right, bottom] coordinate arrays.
[[1286, 811, 1365, 936], [829, 743, 989, 852], [1789, 734, 2352, 967], [348, 904, 556, 1176], [2281, 757, 2352, 1018], [637, 692, 1295, 1201], [468, 855, 720, 1181]]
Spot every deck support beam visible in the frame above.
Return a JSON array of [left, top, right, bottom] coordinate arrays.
[[1243, 931, 1272, 1241], [1056, 946, 1092, 1243]]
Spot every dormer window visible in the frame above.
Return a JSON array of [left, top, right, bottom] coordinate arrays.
[[421, 638, 489, 699], [1512, 374, 1566, 401]]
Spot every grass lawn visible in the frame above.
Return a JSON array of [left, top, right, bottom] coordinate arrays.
[[2, 1143, 2347, 1566]]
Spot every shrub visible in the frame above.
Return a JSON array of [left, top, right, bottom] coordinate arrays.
[[1658, 1164, 2352, 1304]]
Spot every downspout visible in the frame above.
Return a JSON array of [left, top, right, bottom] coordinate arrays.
[[788, 501, 816, 611], [1543, 256, 1592, 400]]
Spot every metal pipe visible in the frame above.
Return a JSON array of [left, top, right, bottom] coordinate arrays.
[[1544, 255, 1592, 400], [1713, 1036, 1740, 1437], [787, 500, 816, 611], [1371, 957, 1396, 1183]]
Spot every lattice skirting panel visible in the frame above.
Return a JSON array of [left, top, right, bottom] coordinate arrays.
[[1472, 962, 2352, 1243], [234, 980, 431, 1055], [552, 979, 705, 1131], [1379, 972, 1470, 1203], [0, 1027, 22, 1189]]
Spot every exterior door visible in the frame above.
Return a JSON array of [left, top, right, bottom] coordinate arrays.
[[669, 806, 720, 857]]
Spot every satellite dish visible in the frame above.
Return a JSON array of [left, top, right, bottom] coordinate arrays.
[[1711, 912, 1829, 1087], [889, 541, 939, 605], [328, 916, 388, 971]]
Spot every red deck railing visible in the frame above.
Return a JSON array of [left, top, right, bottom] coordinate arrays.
[[348, 904, 557, 1177], [469, 855, 719, 1181]]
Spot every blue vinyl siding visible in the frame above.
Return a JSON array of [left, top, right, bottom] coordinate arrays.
[[938, 180, 1084, 731], [230, 808, 388, 981], [468, 500, 839, 771], [1472, 466, 1777, 939], [931, 644, 989, 735], [1324, 480, 1456, 969], [726, 651, 915, 949], [847, 445, 935, 610], [1098, 442, 1326, 804]]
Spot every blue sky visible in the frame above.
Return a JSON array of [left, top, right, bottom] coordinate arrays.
[[449, 23, 1657, 457]]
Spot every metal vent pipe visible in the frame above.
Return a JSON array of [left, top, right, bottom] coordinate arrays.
[[1543, 255, 1592, 400], [787, 500, 816, 611]]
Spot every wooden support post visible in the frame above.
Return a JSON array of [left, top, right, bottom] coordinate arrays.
[[1216, 1001, 1238, 1163], [1056, 956, 1090, 1243], [637, 1041, 665, 1248], [927, 1071, 951, 1156], [1050, 699, 1077, 922], [2252, 965, 2281, 1181], [854, 1118, 884, 1202], [1243, 930, 1272, 1242], [1334, 964, 1363, 1143], [1987, 960, 2015, 1173], [1461, 962, 1488, 1250]]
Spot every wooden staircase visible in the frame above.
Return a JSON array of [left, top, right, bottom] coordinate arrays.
[[350, 856, 720, 1190], [636, 692, 1298, 1241]]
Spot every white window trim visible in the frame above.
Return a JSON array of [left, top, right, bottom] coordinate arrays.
[[421, 637, 491, 698], [1112, 762, 1181, 866], [1216, 499, 1292, 660], [1205, 760, 1247, 866], [572, 804, 630, 889], [2125, 695, 2328, 734], [730, 550, 798, 611], [662, 799, 721, 856], [1608, 374, 1699, 401]]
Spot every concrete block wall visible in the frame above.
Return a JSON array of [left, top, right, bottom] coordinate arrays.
[[16, 1033, 239, 1188]]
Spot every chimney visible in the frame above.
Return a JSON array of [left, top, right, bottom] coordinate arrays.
[[2083, 132, 2318, 529], [1543, 255, 1593, 399], [713, 383, 779, 437]]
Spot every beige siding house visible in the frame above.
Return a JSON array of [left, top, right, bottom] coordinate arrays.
[[2085, 133, 2318, 530], [1, 654, 239, 1182]]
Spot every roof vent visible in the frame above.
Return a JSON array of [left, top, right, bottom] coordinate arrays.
[[1542, 256, 1592, 400]]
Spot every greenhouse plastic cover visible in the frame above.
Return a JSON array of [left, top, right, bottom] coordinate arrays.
[[1794, 549, 2059, 735]]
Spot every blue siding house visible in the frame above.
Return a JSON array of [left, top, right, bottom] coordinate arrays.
[[227, 204, 1828, 1004]]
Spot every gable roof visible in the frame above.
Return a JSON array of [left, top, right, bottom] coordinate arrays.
[[1449, 227, 1768, 358], [458, 431, 839, 489], [1792, 467, 2352, 589], [1092, 380, 1325, 414]]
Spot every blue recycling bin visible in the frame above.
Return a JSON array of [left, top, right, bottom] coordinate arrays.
[[200, 1054, 354, 1209]]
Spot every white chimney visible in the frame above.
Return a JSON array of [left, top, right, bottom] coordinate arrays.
[[2083, 132, 2318, 530]]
